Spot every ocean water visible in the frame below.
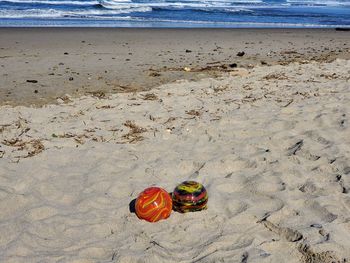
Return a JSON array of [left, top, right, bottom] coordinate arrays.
[[0, 0, 349, 27]]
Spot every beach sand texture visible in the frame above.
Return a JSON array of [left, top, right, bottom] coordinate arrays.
[[1, 28, 350, 106], [0, 58, 350, 262]]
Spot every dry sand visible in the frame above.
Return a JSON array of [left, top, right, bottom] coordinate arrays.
[[1, 28, 350, 106], [1, 55, 350, 262]]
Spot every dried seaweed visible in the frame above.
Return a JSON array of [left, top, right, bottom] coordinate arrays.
[[24, 139, 45, 158], [57, 95, 73, 103], [282, 99, 294, 107], [52, 132, 91, 144], [163, 117, 177, 125], [148, 72, 161, 77], [3, 138, 44, 158], [281, 50, 299, 55], [122, 120, 147, 143], [213, 85, 229, 92], [86, 91, 106, 99], [263, 72, 289, 80], [287, 140, 304, 156], [319, 73, 340, 80], [96, 105, 115, 109], [164, 64, 238, 73], [186, 109, 202, 117], [141, 93, 158, 101]]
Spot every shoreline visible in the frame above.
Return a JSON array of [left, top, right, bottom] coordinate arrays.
[[1, 28, 350, 106]]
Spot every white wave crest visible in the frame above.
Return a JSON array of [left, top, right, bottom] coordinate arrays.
[[0, 6, 152, 18], [99, 1, 264, 12], [99, 0, 264, 10], [0, 0, 99, 6], [286, 0, 350, 6]]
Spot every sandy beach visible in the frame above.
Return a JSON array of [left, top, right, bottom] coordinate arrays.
[[0, 29, 350, 263], [1, 28, 350, 106]]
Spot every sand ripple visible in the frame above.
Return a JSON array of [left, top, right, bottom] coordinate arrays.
[[0, 60, 350, 262]]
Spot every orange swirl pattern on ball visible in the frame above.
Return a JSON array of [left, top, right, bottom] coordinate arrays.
[[135, 187, 172, 222]]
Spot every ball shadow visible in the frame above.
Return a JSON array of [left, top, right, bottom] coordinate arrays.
[[129, 198, 136, 214]]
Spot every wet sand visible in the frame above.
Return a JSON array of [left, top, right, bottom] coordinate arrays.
[[0, 28, 350, 106]]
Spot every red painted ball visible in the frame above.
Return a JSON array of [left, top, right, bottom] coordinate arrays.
[[135, 187, 172, 222]]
